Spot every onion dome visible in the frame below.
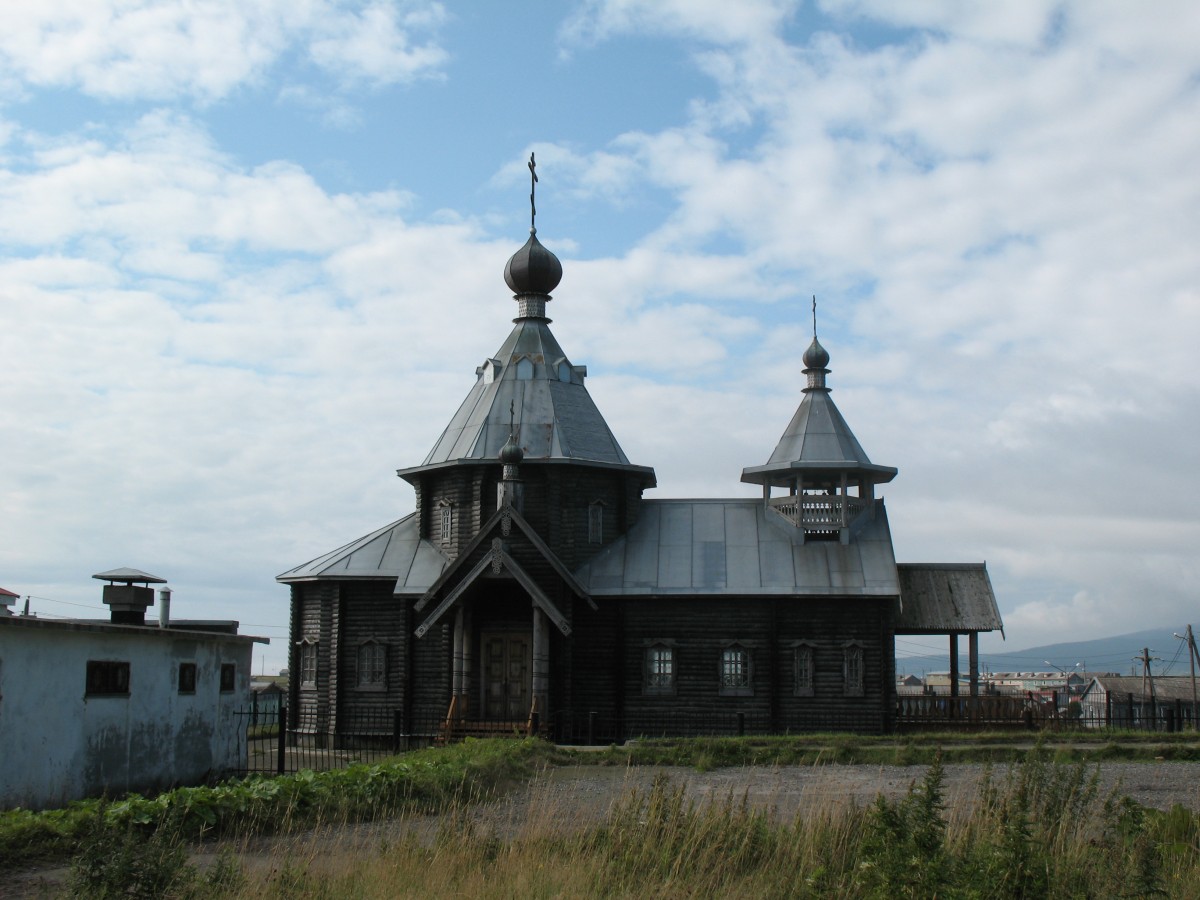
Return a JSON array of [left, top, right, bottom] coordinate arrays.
[[499, 434, 524, 466], [802, 336, 830, 370], [504, 229, 562, 295]]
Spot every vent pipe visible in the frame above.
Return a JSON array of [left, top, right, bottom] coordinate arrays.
[[158, 587, 172, 628]]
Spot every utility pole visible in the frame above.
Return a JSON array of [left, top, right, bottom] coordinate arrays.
[[1177, 626, 1200, 730], [1135, 647, 1158, 730]]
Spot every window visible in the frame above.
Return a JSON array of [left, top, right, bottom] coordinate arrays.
[[357, 641, 386, 690], [220, 663, 236, 693], [86, 660, 130, 696], [720, 645, 752, 696], [299, 640, 318, 688], [439, 501, 454, 545], [843, 643, 864, 697], [588, 500, 605, 544], [178, 662, 197, 694], [516, 357, 535, 380], [644, 643, 675, 695], [793, 643, 815, 697]]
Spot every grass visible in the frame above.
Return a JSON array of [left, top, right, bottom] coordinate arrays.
[[67, 746, 1199, 898], [6, 732, 1200, 895]]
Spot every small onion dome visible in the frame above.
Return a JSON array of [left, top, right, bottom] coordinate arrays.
[[803, 336, 830, 369], [499, 435, 524, 466], [504, 230, 562, 295]]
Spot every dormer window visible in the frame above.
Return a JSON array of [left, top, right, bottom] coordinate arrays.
[[481, 358, 502, 384], [555, 358, 572, 383], [516, 357, 534, 380]]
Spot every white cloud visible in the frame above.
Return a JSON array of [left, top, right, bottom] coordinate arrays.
[[0, 0, 449, 103]]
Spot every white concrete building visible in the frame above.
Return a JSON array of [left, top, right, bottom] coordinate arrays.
[[0, 571, 266, 810]]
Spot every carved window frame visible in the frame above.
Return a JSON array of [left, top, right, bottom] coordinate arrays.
[[298, 639, 318, 689], [719, 642, 753, 697], [438, 500, 454, 546], [588, 499, 606, 544], [643, 640, 676, 696], [791, 641, 816, 697]]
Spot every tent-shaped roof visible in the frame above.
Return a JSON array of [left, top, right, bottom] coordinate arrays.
[[742, 336, 896, 488]]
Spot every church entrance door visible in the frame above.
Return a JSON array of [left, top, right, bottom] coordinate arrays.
[[481, 632, 531, 719]]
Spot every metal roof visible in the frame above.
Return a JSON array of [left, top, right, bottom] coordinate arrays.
[[893, 563, 1003, 634], [276, 513, 449, 590], [573, 498, 900, 597], [403, 317, 653, 483], [1083, 676, 1200, 703]]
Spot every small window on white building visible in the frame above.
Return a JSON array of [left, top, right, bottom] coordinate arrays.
[[644, 642, 675, 695], [299, 640, 318, 688], [588, 500, 605, 544], [792, 643, 815, 697], [178, 662, 197, 694], [357, 641, 387, 690], [720, 644, 752, 696], [86, 660, 130, 696], [843, 642, 864, 697]]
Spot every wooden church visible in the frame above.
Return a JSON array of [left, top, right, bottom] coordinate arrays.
[[279, 174, 1002, 742]]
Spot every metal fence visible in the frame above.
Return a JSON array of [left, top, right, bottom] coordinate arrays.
[[235, 693, 1200, 775]]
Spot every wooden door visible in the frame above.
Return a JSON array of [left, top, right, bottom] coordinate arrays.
[[481, 633, 531, 719]]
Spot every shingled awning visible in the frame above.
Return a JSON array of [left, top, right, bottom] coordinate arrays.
[[894, 563, 1003, 635]]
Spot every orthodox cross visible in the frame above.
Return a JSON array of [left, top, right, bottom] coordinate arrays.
[[528, 152, 538, 231], [812, 295, 818, 338]]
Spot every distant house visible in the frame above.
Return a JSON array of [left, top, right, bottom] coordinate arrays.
[[250, 679, 285, 725], [1080, 675, 1200, 729], [0, 569, 267, 810]]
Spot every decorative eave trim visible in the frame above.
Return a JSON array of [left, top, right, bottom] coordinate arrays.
[[414, 542, 572, 638]]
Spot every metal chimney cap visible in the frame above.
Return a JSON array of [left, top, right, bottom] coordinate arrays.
[[92, 567, 168, 584]]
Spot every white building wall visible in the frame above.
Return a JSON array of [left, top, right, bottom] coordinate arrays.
[[0, 621, 255, 810]]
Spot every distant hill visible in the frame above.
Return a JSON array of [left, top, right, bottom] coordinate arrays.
[[895, 628, 1196, 678]]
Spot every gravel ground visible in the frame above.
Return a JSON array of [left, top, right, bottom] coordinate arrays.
[[8, 761, 1200, 897]]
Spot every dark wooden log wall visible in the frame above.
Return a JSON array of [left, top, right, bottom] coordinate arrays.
[[568, 595, 896, 735], [412, 463, 646, 570]]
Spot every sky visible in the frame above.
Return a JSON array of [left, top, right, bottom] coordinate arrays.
[[1, 0, 1197, 677]]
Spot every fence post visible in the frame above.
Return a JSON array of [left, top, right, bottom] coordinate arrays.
[[737, 711, 745, 737], [393, 709, 403, 753], [276, 705, 288, 776], [530, 711, 540, 736], [588, 711, 596, 746], [1127, 693, 1135, 729], [1105, 691, 1112, 728]]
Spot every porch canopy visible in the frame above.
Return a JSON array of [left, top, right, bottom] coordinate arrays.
[[895, 563, 1003, 697]]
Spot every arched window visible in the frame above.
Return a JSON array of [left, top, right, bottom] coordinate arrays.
[[588, 500, 605, 544], [439, 501, 454, 545], [357, 641, 386, 690], [842, 641, 864, 697]]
